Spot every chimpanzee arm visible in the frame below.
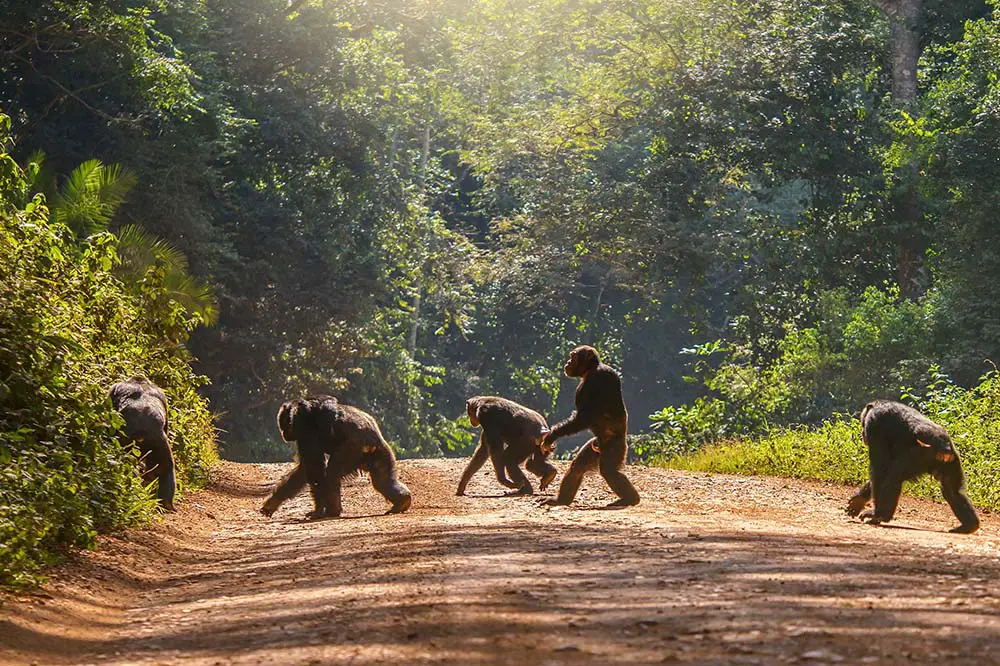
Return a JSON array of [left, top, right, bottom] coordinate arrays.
[[547, 375, 608, 441], [457, 434, 490, 495], [547, 410, 592, 441], [261, 464, 308, 517]]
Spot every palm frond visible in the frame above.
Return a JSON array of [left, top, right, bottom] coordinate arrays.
[[114, 224, 218, 326], [52, 160, 136, 236], [117, 224, 190, 273]]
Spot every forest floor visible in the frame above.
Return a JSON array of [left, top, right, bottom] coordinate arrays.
[[3, 459, 1000, 665]]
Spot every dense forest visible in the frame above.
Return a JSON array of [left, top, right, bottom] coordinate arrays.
[[4, 0, 1000, 583]]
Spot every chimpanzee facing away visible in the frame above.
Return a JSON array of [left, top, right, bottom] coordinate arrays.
[[541, 346, 640, 507], [260, 396, 412, 519], [847, 399, 979, 534], [456, 395, 557, 496], [109, 376, 176, 511]]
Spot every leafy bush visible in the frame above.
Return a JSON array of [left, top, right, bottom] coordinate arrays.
[[636, 285, 941, 462], [0, 116, 216, 588]]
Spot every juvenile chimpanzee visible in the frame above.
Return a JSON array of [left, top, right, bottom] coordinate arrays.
[[109, 376, 176, 511], [260, 395, 412, 519], [456, 395, 557, 496], [540, 346, 640, 507], [847, 399, 979, 534]]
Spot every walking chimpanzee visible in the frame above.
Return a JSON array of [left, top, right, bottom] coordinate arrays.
[[457, 395, 557, 496], [847, 399, 979, 534], [260, 396, 412, 519], [109, 376, 176, 511], [541, 345, 640, 507]]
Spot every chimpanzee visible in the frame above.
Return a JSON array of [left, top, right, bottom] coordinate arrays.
[[109, 376, 176, 511], [456, 395, 557, 496], [260, 395, 412, 519], [846, 399, 979, 534], [540, 345, 640, 507]]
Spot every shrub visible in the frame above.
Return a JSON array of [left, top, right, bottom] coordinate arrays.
[[0, 115, 216, 588]]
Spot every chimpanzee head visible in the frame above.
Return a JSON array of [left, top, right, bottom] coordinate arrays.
[[564, 345, 600, 378], [277, 399, 309, 443], [466, 398, 481, 427]]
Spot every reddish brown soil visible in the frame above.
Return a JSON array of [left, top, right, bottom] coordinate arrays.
[[2, 459, 1000, 665]]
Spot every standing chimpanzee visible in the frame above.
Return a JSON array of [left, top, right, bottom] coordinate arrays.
[[846, 399, 979, 534], [109, 376, 176, 511], [260, 395, 412, 519], [456, 395, 557, 496], [540, 345, 640, 507]]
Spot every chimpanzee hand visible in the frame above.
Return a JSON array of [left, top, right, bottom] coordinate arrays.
[[846, 494, 868, 517], [260, 499, 280, 518]]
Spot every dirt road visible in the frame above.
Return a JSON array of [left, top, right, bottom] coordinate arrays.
[[3, 459, 1000, 665]]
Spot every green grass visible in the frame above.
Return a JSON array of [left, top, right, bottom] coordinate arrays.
[[662, 411, 1000, 513]]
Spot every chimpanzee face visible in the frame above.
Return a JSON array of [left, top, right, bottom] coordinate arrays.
[[466, 399, 480, 427], [277, 400, 305, 442], [564, 345, 599, 377]]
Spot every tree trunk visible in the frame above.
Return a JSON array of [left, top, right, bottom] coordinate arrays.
[[408, 125, 431, 354], [876, 0, 924, 299]]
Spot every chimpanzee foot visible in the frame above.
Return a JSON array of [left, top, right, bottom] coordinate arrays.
[[539, 469, 558, 491], [386, 495, 412, 514], [538, 497, 570, 507], [505, 484, 533, 497], [859, 509, 886, 525], [306, 509, 330, 520], [950, 522, 980, 535], [606, 497, 640, 508]]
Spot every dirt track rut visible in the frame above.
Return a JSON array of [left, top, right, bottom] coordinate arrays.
[[3, 459, 1000, 665]]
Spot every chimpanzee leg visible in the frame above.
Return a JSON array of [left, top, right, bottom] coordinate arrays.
[[300, 446, 329, 520], [526, 450, 558, 491], [551, 440, 600, 505], [485, 428, 518, 489], [140, 433, 176, 511], [323, 471, 343, 518], [860, 433, 894, 522], [598, 435, 640, 507], [369, 452, 412, 514], [869, 447, 931, 524], [846, 481, 871, 517], [456, 435, 490, 496], [502, 439, 534, 495], [934, 458, 980, 534], [261, 464, 307, 517]]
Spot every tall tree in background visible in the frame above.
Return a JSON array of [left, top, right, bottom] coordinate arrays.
[[876, 0, 924, 298]]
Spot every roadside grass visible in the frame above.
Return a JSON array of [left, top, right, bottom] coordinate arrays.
[[661, 411, 1000, 513]]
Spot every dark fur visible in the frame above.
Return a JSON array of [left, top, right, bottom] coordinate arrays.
[[847, 400, 979, 534], [261, 395, 412, 519], [109, 376, 176, 511], [457, 396, 557, 496], [542, 346, 640, 507]]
